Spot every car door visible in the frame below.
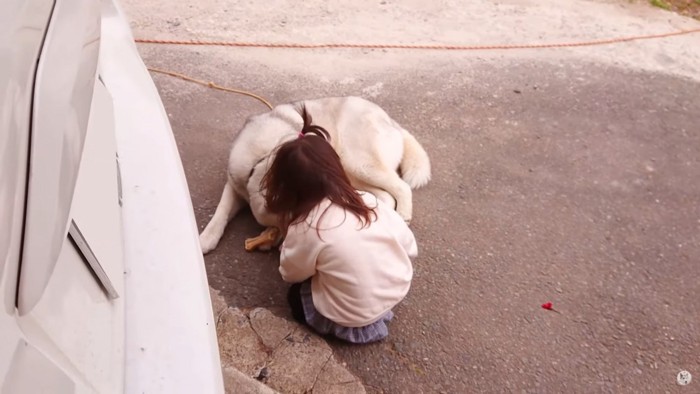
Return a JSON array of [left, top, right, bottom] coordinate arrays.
[[1, 0, 126, 392], [0, 0, 64, 390]]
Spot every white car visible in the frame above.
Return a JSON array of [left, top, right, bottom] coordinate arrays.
[[0, 0, 224, 392]]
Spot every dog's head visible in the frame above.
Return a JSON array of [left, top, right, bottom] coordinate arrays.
[[246, 155, 279, 228]]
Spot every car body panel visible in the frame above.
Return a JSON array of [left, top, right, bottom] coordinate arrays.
[[0, 0, 224, 391], [99, 1, 224, 391], [19, 0, 101, 314]]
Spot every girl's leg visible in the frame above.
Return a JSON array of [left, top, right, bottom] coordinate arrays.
[[287, 283, 306, 325]]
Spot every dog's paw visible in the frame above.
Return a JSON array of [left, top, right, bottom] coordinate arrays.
[[397, 208, 412, 226], [199, 234, 218, 255]]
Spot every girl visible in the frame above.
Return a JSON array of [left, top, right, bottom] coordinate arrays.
[[262, 106, 417, 344]]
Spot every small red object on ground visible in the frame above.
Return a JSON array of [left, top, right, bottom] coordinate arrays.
[[541, 302, 553, 310]]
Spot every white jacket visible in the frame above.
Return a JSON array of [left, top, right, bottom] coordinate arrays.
[[279, 192, 417, 327]]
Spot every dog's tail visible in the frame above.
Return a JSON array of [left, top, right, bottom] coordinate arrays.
[[399, 127, 431, 189]]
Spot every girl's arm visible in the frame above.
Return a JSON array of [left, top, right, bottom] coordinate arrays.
[[279, 224, 321, 283], [376, 198, 418, 258]]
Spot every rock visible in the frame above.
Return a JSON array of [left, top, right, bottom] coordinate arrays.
[[265, 327, 333, 393], [222, 365, 278, 394], [217, 307, 268, 375], [215, 306, 365, 393], [254, 366, 271, 382], [249, 308, 296, 349], [209, 287, 228, 319]]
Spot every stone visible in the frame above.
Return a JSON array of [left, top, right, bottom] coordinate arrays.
[[217, 307, 268, 376], [222, 365, 278, 394], [254, 366, 271, 382], [265, 327, 333, 393], [249, 308, 296, 349], [209, 286, 228, 319]]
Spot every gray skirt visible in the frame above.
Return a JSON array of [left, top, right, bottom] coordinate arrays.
[[299, 280, 394, 344]]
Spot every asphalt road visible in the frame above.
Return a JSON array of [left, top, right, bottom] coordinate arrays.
[[123, 0, 700, 392]]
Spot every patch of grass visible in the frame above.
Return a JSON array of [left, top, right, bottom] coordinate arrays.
[[620, 0, 700, 20], [661, 0, 700, 19], [650, 0, 672, 10]]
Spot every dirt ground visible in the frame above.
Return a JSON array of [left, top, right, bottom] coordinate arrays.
[[656, 0, 700, 19], [122, 0, 700, 392]]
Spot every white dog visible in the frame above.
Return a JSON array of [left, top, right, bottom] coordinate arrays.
[[199, 96, 431, 254]]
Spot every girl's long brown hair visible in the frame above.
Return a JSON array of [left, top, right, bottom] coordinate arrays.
[[261, 105, 376, 230]]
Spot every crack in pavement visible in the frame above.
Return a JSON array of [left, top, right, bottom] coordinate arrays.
[[310, 351, 334, 392], [274, 329, 295, 350], [247, 313, 266, 345]]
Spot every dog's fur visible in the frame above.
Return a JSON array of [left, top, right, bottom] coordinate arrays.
[[199, 96, 431, 254]]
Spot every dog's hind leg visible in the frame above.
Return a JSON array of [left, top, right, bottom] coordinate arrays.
[[363, 186, 396, 209], [199, 181, 244, 254], [350, 177, 397, 209], [352, 166, 413, 223]]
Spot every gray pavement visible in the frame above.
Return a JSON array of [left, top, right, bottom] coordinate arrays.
[[122, 0, 700, 392]]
